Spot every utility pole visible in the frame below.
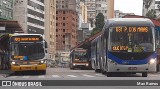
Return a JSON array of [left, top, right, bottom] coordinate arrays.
[[107, 0, 114, 19]]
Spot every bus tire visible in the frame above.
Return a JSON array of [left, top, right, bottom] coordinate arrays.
[[95, 69, 99, 73], [101, 69, 106, 74], [95, 69, 101, 73], [142, 72, 147, 77], [106, 72, 112, 77], [42, 70, 46, 75]]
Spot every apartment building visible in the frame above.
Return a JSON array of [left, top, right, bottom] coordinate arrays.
[[0, 0, 13, 20], [13, 0, 45, 34], [56, 0, 79, 51], [45, 0, 56, 60]]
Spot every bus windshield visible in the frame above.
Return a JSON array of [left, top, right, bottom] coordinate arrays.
[[11, 42, 45, 60], [109, 26, 154, 52], [74, 51, 88, 62]]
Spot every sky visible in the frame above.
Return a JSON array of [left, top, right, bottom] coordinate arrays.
[[114, 0, 143, 15]]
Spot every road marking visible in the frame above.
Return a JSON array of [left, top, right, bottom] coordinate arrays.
[[52, 75, 60, 78], [149, 74, 158, 77], [95, 74, 105, 77], [83, 74, 94, 77], [38, 75, 45, 78], [22, 76, 30, 78], [67, 75, 77, 77], [8, 76, 17, 79]]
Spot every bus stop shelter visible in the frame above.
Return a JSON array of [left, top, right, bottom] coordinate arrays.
[[0, 20, 24, 33], [0, 20, 24, 70]]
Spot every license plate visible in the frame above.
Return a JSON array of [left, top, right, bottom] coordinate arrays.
[[23, 62, 28, 65], [24, 67, 31, 69], [128, 67, 137, 70]]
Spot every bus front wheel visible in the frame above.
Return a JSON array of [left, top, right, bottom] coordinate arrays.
[[106, 72, 112, 77], [142, 72, 147, 77], [41, 70, 46, 75]]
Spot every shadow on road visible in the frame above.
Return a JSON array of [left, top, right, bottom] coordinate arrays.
[[103, 73, 142, 77], [9, 71, 45, 76]]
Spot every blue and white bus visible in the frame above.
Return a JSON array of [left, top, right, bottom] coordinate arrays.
[[91, 18, 157, 77]]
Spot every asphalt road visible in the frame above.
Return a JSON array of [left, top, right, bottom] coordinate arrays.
[[0, 67, 160, 89], [0, 68, 160, 80]]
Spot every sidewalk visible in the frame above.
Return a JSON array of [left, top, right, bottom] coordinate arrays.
[[0, 70, 13, 74]]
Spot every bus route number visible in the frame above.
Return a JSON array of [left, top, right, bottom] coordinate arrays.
[[112, 46, 128, 51]]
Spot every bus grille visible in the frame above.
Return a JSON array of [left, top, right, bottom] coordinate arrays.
[[110, 52, 153, 60]]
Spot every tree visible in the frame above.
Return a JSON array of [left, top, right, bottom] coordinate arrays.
[[146, 9, 156, 19], [91, 13, 105, 36]]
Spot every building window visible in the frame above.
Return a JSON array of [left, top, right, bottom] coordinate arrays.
[[63, 29, 65, 32], [56, 17, 58, 20], [56, 29, 58, 32], [63, 23, 65, 26], [63, 17, 65, 20], [56, 23, 58, 26], [56, 11, 58, 14], [62, 5, 64, 8], [63, 11, 65, 14], [63, 35, 65, 38], [66, 5, 68, 8]]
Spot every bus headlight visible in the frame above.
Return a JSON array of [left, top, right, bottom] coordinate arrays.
[[73, 63, 76, 66], [12, 62, 16, 65], [86, 64, 89, 66], [149, 58, 156, 64], [40, 60, 44, 63]]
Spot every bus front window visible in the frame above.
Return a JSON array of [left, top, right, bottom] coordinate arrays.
[[74, 51, 88, 62], [109, 26, 154, 52], [11, 42, 45, 60]]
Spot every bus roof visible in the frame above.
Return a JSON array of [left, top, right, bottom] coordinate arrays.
[[104, 18, 154, 28]]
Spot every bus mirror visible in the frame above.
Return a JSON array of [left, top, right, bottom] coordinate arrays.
[[45, 41, 48, 48], [157, 45, 160, 48], [45, 50, 47, 53]]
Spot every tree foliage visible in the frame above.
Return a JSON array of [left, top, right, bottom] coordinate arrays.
[[91, 13, 105, 36]]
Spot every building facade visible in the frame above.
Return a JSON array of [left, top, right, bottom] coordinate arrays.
[[95, 0, 107, 19], [85, 0, 96, 22], [79, 1, 87, 29], [13, 0, 45, 34], [143, 0, 155, 16], [0, 0, 13, 20], [56, 0, 79, 51], [45, 0, 56, 60], [142, 0, 160, 18], [77, 23, 91, 43], [114, 10, 135, 18], [80, 1, 87, 23]]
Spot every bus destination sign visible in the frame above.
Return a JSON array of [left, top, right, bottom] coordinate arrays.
[[14, 37, 40, 42], [11, 35, 43, 42], [115, 26, 148, 33]]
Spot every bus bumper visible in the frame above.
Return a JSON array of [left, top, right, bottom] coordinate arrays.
[[11, 64, 46, 72], [107, 62, 156, 73]]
